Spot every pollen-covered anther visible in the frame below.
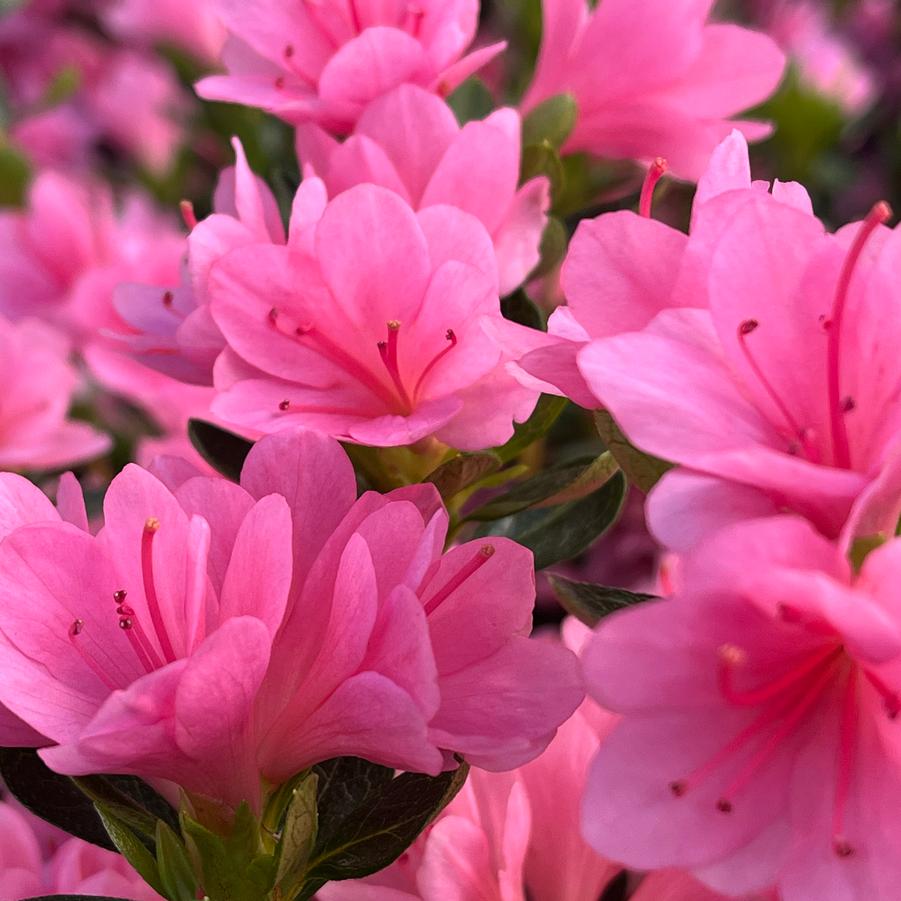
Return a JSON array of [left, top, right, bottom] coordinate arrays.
[[144, 516, 161, 534], [479, 545, 496, 559]]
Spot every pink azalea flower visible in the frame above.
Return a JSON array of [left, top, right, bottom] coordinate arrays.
[[0, 315, 109, 472], [195, 0, 504, 133], [521, 0, 786, 179], [582, 516, 901, 900], [208, 183, 541, 450], [296, 84, 550, 295], [0, 431, 580, 807], [508, 131, 813, 412], [102, 0, 226, 64], [113, 137, 286, 386], [764, 1, 876, 114], [0, 800, 162, 900]]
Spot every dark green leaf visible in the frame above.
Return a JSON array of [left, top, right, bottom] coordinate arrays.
[[446, 77, 495, 125], [521, 93, 577, 149], [475, 471, 627, 569], [188, 419, 254, 482], [501, 289, 545, 329], [493, 395, 568, 464], [24, 897, 134, 900], [75, 773, 181, 840], [181, 803, 276, 901], [156, 821, 198, 901], [529, 216, 568, 280], [468, 453, 617, 521], [0, 748, 115, 850], [96, 808, 165, 896], [593, 410, 671, 492], [296, 757, 469, 897], [274, 772, 319, 898], [426, 452, 503, 501], [547, 573, 656, 627]]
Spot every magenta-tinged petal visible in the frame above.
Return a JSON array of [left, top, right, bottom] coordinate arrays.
[[241, 431, 357, 581], [55, 472, 89, 533], [218, 494, 292, 634], [318, 28, 427, 121], [692, 129, 752, 215], [315, 184, 431, 328], [0, 473, 60, 540], [355, 84, 459, 205], [493, 177, 550, 296], [320, 134, 412, 201], [417, 205, 498, 288], [562, 212, 690, 338]]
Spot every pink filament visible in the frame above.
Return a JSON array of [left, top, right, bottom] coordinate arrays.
[[68, 621, 118, 691], [378, 321, 415, 412], [639, 158, 668, 219], [423, 545, 496, 615], [413, 329, 458, 400], [141, 518, 178, 663], [826, 201, 892, 469]]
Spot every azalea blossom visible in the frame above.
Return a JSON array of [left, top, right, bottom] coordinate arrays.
[[582, 517, 901, 900], [521, 0, 786, 179], [296, 84, 549, 295], [0, 432, 581, 808], [208, 183, 540, 450], [0, 800, 162, 901], [196, 0, 504, 134], [0, 315, 109, 472]]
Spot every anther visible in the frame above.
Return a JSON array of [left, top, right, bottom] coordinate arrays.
[[179, 200, 197, 230], [284, 44, 294, 58], [639, 157, 668, 219], [119, 618, 133, 630], [274, 76, 285, 90], [113, 589, 127, 603], [716, 799, 733, 813], [833, 838, 854, 858], [70, 619, 84, 637], [718, 644, 747, 666], [739, 319, 759, 335], [162, 291, 174, 307], [279, 399, 291, 411], [841, 396, 856, 412], [268, 307, 279, 324], [669, 780, 686, 797], [144, 517, 160, 534]]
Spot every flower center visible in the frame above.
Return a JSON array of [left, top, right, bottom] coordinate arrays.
[[668, 635, 900, 859], [68, 517, 178, 689]]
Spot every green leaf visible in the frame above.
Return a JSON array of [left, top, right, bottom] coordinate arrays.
[[446, 76, 495, 125], [426, 452, 503, 501], [528, 216, 568, 280], [274, 772, 319, 898], [156, 821, 197, 901], [296, 757, 469, 898], [501, 289, 544, 329], [593, 410, 671, 492], [475, 471, 627, 570], [521, 93, 577, 150], [0, 143, 30, 206], [520, 140, 564, 195], [42, 65, 82, 107], [75, 773, 181, 840], [96, 808, 166, 897], [547, 573, 656, 627], [468, 452, 618, 521], [188, 419, 254, 482], [24, 897, 134, 900], [493, 395, 568, 464], [181, 803, 276, 901], [0, 748, 115, 849]]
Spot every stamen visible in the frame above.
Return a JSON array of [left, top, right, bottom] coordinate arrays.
[[377, 321, 414, 412], [832, 669, 858, 858], [718, 645, 841, 707], [413, 329, 458, 400], [715, 661, 837, 811], [827, 201, 892, 469], [115, 596, 165, 673], [69, 620, 117, 690], [274, 76, 286, 90], [179, 200, 198, 231], [284, 44, 294, 58], [737, 319, 818, 461], [423, 545, 495, 615], [141, 518, 178, 664], [278, 399, 291, 411], [639, 157, 668, 219]]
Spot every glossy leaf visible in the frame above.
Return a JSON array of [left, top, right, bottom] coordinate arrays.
[[96, 808, 166, 897], [295, 757, 469, 898], [593, 410, 671, 492], [187, 419, 254, 482], [501, 289, 545, 329], [274, 772, 319, 899], [447, 76, 494, 125], [156, 821, 198, 901], [476, 471, 627, 569], [426, 452, 502, 501], [547, 573, 656, 627], [469, 452, 618, 521]]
